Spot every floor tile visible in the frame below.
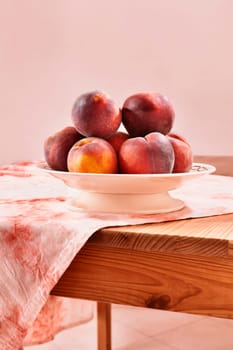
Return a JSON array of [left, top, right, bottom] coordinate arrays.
[[113, 304, 204, 337], [115, 337, 179, 350], [54, 322, 97, 348], [53, 313, 151, 349], [26, 305, 233, 350], [155, 315, 233, 350]]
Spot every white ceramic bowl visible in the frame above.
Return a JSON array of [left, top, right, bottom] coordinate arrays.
[[37, 162, 215, 214]]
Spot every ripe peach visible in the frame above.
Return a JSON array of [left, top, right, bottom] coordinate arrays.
[[107, 131, 129, 153], [71, 91, 121, 139], [168, 132, 190, 146], [119, 132, 174, 174], [167, 135, 193, 173], [67, 137, 118, 174], [44, 126, 83, 171], [122, 92, 175, 137]]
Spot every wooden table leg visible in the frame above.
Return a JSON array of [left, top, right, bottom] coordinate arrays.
[[97, 302, 112, 350]]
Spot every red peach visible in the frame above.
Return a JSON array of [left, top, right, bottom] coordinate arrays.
[[107, 131, 129, 153], [168, 132, 190, 146], [122, 92, 175, 137], [167, 135, 193, 173], [67, 137, 118, 174], [71, 91, 121, 139], [44, 126, 83, 171], [119, 132, 174, 174]]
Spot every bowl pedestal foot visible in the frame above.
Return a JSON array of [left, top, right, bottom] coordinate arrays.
[[67, 189, 184, 214]]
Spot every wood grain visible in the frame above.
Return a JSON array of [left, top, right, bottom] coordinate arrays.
[[53, 243, 233, 319], [101, 214, 233, 251], [97, 302, 111, 350]]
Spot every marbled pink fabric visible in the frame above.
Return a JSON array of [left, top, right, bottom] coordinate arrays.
[[0, 161, 233, 349]]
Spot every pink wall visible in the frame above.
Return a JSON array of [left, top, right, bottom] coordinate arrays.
[[0, 0, 233, 164]]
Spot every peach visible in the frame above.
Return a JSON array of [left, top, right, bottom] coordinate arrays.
[[167, 135, 193, 173], [107, 131, 129, 153], [71, 91, 121, 139], [44, 126, 83, 171], [168, 132, 190, 146], [67, 137, 118, 173], [122, 92, 175, 137], [119, 132, 174, 174]]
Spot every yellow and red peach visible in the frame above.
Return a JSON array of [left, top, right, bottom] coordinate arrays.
[[67, 137, 118, 174], [44, 126, 83, 171], [122, 92, 175, 137], [119, 132, 174, 174], [71, 91, 121, 139]]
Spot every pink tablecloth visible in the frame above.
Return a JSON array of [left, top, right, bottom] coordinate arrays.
[[0, 161, 233, 350]]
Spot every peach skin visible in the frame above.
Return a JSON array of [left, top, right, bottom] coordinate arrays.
[[67, 137, 118, 174], [119, 132, 174, 174], [71, 91, 121, 139], [107, 131, 129, 153], [44, 126, 83, 171], [122, 92, 175, 137], [167, 135, 193, 173]]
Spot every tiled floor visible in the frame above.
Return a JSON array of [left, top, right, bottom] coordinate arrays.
[[28, 304, 233, 350]]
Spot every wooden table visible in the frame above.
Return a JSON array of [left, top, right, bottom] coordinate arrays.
[[52, 156, 233, 350]]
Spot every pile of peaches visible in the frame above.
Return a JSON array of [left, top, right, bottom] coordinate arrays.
[[44, 91, 193, 174]]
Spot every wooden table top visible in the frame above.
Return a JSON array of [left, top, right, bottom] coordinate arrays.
[[53, 213, 233, 318], [99, 213, 233, 258]]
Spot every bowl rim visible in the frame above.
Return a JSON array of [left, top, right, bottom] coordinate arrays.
[[36, 161, 216, 179]]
